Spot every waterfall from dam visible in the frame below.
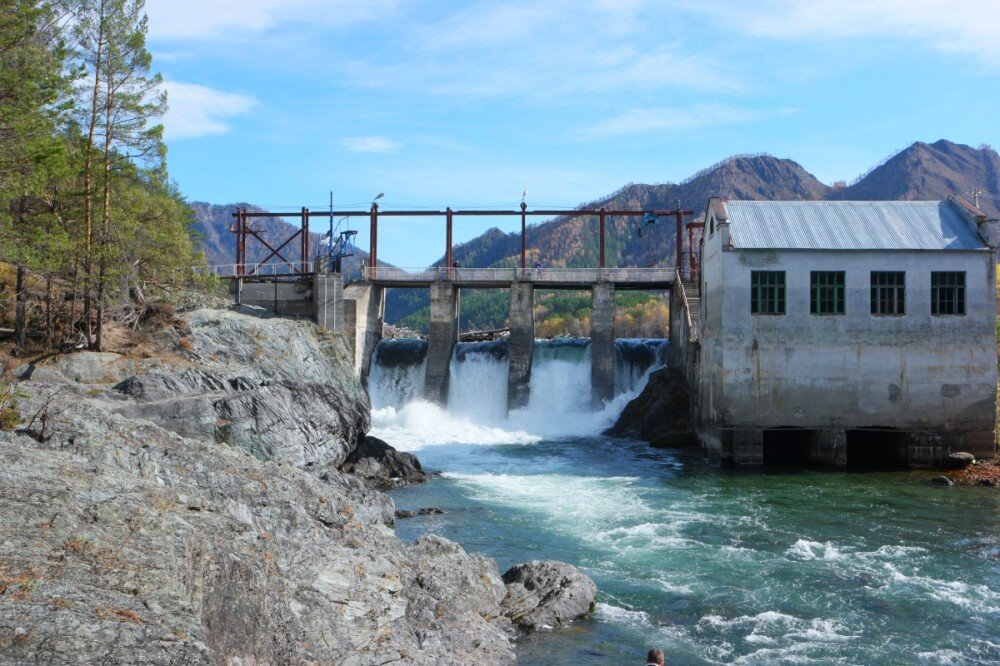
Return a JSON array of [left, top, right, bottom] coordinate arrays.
[[368, 337, 667, 440]]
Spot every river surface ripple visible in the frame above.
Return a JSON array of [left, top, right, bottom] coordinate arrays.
[[378, 415, 1000, 664]]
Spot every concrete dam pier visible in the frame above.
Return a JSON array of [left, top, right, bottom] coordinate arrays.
[[341, 266, 677, 408]]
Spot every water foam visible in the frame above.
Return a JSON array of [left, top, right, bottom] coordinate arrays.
[[369, 336, 654, 442], [371, 402, 539, 450], [441, 471, 650, 536]]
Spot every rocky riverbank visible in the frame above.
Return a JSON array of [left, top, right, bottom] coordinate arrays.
[[0, 307, 593, 664]]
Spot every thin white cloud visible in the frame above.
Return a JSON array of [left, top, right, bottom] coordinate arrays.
[[344, 136, 401, 153], [684, 0, 1000, 66], [162, 81, 258, 140], [581, 105, 790, 139], [145, 0, 395, 40], [345, 0, 741, 99]]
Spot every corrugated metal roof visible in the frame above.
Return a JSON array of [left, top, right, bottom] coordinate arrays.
[[724, 200, 987, 251]]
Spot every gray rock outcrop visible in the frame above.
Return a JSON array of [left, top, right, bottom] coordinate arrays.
[[18, 309, 371, 469], [500, 560, 597, 631], [0, 308, 517, 664]]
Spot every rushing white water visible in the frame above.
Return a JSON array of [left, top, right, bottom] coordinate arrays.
[[367, 338, 427, 409], [447, 341, 509, 423], [370, 337, 666, 446]]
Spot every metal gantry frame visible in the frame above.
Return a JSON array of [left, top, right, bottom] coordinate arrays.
[[231, 204, 696, 279], [232, 206, 311, 277]]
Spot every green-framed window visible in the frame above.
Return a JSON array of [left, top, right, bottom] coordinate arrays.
[[751, 271, 785, 315], [931, 271, 965, 315], [871, 271, 905, 315], [810, 271, 845, 315]]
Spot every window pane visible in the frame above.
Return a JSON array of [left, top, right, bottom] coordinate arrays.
[[931, 272, 965, 315], [751, 271, 785, 315], [871, 272, 905, 315], [811, 271, 845, 315]]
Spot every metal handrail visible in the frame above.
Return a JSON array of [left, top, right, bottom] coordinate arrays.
[[360, 266, 677, 281], [200, 261, 313, 277]]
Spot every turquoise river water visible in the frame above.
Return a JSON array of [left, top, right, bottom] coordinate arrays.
[[368, 338, 1000, 664]]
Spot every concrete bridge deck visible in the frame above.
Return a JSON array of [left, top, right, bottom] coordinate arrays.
[[362, 266, 676, 289]]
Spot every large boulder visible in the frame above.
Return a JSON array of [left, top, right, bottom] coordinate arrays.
[[606, 367, 695, 447], [500, 560, 597, 631], [946, 452, 976, 469], [340, 435, 426, 489]]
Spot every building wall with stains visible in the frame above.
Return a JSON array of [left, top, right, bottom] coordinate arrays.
[[698, 217, 997, 438]]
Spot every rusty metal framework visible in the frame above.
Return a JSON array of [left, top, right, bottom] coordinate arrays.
[[230, 204, 696, 279], [231, 206, 311, 278]]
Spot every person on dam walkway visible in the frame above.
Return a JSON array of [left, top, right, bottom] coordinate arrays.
[[645, 648, 665, 665]]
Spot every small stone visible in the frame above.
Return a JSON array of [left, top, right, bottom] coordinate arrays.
[[946, 452, 976, 470], [978, 478, 997, 487], [930, 476, 954, 486], [394, 508, 444, 519]]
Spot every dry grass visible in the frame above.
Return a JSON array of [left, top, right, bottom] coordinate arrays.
[[94, 607, 145, 624]]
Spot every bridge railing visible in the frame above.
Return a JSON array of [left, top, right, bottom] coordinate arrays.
[[361, 266, 677, 283], [200, 261, 314, 278]]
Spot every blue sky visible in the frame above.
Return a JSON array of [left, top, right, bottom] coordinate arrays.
[[146, 0, 1000, 267]]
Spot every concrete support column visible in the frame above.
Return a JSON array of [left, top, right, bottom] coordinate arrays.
[[424, 281, 459, 404], [591, 282, 615, 406], [344, 283, 384, 378], [731, 429, 763, 466], [313, 273, 344, 333], [810, 429, 847, 467], [507, 282, 534, 410]]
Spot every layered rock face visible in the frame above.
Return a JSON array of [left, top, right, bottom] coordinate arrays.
[[607, 367, 695, 447], [1, 309, 516, 664]]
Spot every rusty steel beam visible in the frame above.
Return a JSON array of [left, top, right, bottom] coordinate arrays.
[[446, 207, 453, 268], [675, 210, 683, 272], [301, 207, 310, 265], [248, 229, 301, 270], [237, 207, 247, 275], [520, 202, 527, 269], [230, 205, 696, 274], [599, 207, 606, 269], [234, 208, 696, 218]]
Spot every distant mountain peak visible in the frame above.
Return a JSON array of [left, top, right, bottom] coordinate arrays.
[[834, 140, 1000, 217]]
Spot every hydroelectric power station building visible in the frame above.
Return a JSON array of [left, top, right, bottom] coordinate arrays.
[[692, 197, 999, 467]]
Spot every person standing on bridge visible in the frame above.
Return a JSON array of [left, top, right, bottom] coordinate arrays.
[[534, 260, 543, 269]]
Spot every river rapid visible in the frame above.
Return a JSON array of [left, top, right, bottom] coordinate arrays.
[[368, 339, 1000, 664]]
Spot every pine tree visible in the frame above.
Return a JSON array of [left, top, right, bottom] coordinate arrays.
[[0, 0, 73, 349], [75, 0, 166, 349]]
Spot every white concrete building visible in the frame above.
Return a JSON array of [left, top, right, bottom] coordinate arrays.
[[695, 197, 999, 467]]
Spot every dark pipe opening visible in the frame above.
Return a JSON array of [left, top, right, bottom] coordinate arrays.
[[762, 428, 816, 466], [846, 429, 909, 469]]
